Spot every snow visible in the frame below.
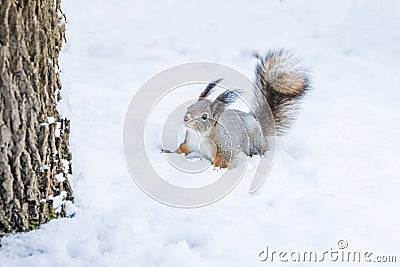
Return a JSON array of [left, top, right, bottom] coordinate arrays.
[[49, 191, 68, 213], [54, 173, 65, 183], [1, 0, 400, 266], [47, 117, 55, 124], [55, 122, 62, 138], [61, 159, 70, 173]]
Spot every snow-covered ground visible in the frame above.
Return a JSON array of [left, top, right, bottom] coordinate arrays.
[[1, 0, 400, 266]]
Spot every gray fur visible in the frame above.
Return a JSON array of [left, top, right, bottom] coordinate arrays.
[[170, 50, 310, 167]]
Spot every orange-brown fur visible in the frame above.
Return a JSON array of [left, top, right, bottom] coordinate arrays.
[[176, 140, 191, 155], [212, 151, 231, 168]]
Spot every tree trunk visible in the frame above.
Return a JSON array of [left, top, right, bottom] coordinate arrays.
[[0, 0, 73, 235]]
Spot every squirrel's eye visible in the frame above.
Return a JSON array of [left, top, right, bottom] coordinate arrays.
[[201, 113, 208, 120]]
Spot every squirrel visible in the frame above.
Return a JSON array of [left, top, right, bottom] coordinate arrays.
[[162, 49, 310, 168]]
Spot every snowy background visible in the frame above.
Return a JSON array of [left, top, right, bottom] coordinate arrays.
[[1, 0, 400, 266]]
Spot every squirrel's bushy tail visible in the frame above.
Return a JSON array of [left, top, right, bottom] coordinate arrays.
[[254, 49, 310, 135]]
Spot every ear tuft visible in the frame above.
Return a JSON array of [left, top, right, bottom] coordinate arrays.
[[198, 78, 223, 100], [210, 89, 240, 124], [214, 89, 240, 105]]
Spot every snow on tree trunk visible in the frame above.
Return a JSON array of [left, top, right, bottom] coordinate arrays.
[[0, 0, 73, 235]]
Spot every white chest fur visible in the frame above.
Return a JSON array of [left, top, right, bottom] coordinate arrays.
[[185, 128, 215, 160]]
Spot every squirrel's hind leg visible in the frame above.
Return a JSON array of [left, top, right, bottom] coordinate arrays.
[[161, 140, 192, 155], [212, 150, 231, 169]]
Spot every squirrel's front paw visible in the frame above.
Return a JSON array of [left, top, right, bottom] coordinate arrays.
[[213, 153, 231, 169]]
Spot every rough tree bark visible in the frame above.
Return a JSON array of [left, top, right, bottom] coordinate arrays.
[[0, 0, 73, 235]]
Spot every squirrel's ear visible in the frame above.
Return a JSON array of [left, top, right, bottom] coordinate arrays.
[[211, 90, 239, 124], [213, 89, 240, 106], [198, 78, 223, 100], [211, 101, 224, 125]]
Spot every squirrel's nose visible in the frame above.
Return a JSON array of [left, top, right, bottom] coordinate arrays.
[[184, 114, 190, 122]]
